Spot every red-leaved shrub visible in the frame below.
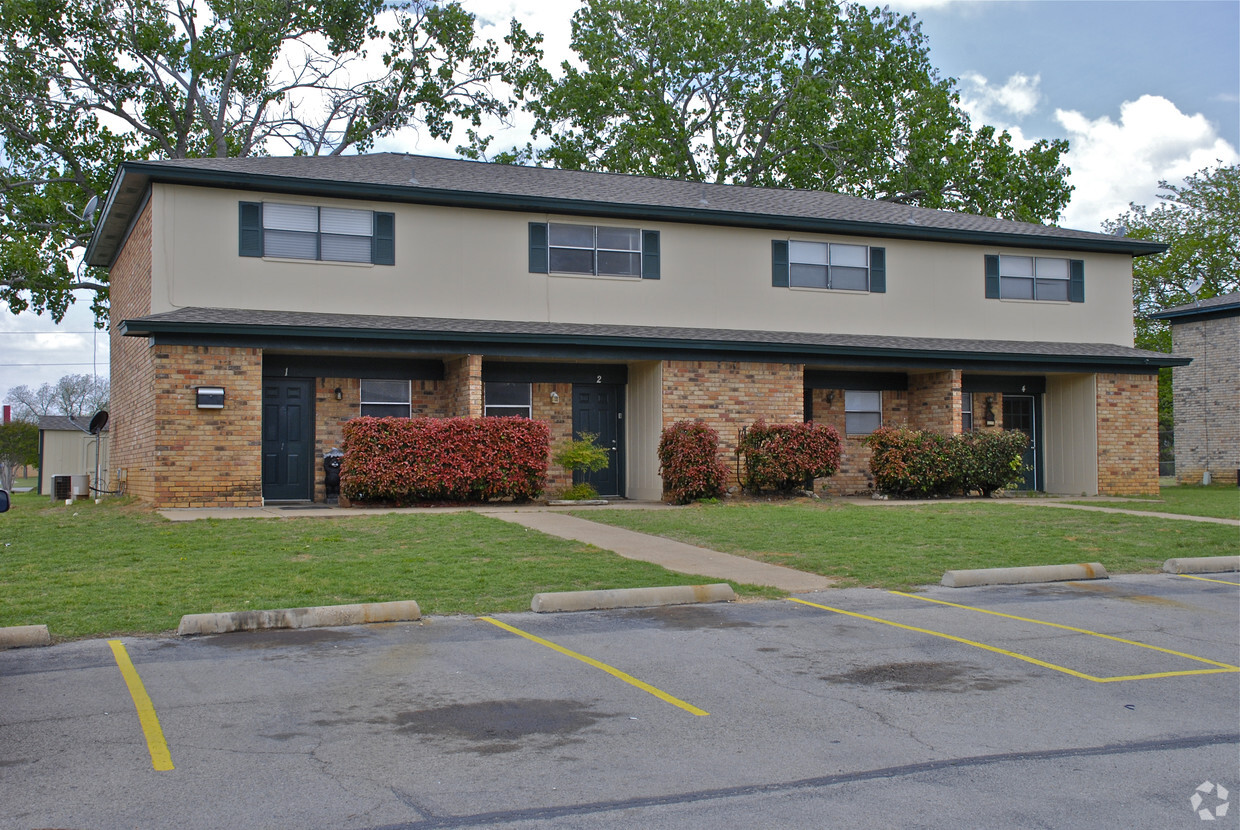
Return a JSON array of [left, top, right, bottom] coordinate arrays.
[[657, 420, 730, 504], [738, 420, 842, 493], [341, 416, 549, 503]]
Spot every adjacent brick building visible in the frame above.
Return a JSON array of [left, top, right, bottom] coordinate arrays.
[[84, 154, 1183, 505], [1151, 293, 1240, 486]]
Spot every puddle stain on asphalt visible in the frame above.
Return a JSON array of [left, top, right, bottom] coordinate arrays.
[[199, 629, 359, 649], [630, 605, 757, 631], [389, 699, 611, 755], [821, 661, 1019, 693]]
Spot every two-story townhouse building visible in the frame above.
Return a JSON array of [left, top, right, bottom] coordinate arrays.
[[84, 153, 1184, 507]]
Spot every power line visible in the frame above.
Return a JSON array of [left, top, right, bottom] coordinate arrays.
[[0, 362, 106, 367]]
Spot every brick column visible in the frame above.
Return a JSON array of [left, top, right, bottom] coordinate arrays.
[[908, 370, 962, 434], [445, 355, 483, 418], [1097, 372, 1159, 495]]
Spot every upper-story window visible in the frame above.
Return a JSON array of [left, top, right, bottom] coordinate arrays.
[[239, 202, 395, 265], [529, 223, 660, 279], [985, 254, 1083, 302], [772, 240, 885, 293]]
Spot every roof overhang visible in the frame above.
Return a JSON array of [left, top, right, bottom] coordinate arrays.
[[120, 309, 1190, 374]]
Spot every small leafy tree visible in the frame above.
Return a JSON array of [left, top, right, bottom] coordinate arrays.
[[551, 432, 610, 499], [0, 419, 38, 491]]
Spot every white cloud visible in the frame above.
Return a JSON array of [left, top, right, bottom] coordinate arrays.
[[1055, 95, 1239, 231], [959, 72, 1042, 126]]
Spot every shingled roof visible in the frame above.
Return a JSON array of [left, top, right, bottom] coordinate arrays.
[[1149, 291, 1240, 322], [121, 306, 1187, 371], [86, 152, 1165, 268]]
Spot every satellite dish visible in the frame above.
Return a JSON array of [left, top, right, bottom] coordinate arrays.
[[1185, 277, 1204, 296], [88, 410, 109, 435], [83, 195, 99, 225]]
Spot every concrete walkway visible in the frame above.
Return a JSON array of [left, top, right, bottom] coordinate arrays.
[[486, 510, 835, 593]]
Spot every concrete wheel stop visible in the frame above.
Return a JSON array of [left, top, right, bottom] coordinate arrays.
[[1162, 556, 1240, 574], [531, 584, 736, 613], [941, 562, 1108, 588], [177, 599, 422, 636], [0, 624, 51, 650]]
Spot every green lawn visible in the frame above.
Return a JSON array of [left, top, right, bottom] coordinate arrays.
[[573, 500, 1238, 590], [0, 493, 777, 639], [1068, 484, 1239, 520]]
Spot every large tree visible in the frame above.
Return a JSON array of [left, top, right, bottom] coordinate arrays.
[[1102, 163, 1239, 432], [0, 0, 543, 323], [6, 373, 110, 420], [493, 0, 1071, 223]]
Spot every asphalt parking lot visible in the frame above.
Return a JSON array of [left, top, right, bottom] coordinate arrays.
[[2, 572, 1237, 829]]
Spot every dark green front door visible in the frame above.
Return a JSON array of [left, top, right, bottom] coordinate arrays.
[[1003, 395, 1041, 491], [262, 378, 314, 500], [572, 383, 623, 497]]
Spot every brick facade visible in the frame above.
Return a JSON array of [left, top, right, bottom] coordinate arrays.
[[1170, 316, 1239, 485], [149, 345, 264, 507], [445, 355, 483, 418], [908, 370, 962, 434], [108, 203, 156, 502], [1097, 372, 1159, 496], [661, 361, 804, 467], [532, 382, 575, 493]]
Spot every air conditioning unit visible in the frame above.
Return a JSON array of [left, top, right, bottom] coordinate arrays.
[[71, 475, 90, 497], [52, 475, 72, 500]]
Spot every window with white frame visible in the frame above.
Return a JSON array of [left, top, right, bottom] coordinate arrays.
[[549, 223, 642, 277], [484, 382, 531, 418], [845, 390, 882, 435], [999, 255, 1070, 301], [961, 392, 973, 432], [360, 380, 411, 418], [790, 241, 870, 291]]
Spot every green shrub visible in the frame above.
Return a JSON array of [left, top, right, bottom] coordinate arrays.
[[867, 427, 1027, 498], [657, 420, 730, 504], [557, 482, 601, 500], [738, 420, 842, 493]]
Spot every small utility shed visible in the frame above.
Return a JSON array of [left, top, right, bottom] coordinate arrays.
[[1150, 291, 1240, 485], [37, 416, 111, 496]]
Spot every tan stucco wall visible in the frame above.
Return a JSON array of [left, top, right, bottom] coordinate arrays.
[[151, 184, 1137, 347], [1043, 374, 1099, 495]]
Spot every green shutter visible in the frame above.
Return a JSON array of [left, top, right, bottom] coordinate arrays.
[[529, 222, 548, 273], [1069, 259, 1085, 302], [869, 247, 886, 293], [641, 229, 660, 279], [772, 240, 789, 287], [239, 202, 262, 257], [985, 254, 1000, 298], [372, 212, 395, 265]]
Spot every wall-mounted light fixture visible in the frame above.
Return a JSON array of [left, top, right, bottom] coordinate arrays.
[[824, 390, 835, 405], [196, 386, 225, 409], [550, 390, 560, 404], [984, 396, 996, 427], [334, 387, 343, 401]]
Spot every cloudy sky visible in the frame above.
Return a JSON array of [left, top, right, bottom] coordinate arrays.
[[2, 0, 1237, 407]]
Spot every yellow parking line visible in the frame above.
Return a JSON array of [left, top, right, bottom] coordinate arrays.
[[108, 640, 174, 771], [479, 617, 708, 716], [788, 598, 1239, 684], [888, 591, 1239, 670], [1176, 574, 1240, 586]]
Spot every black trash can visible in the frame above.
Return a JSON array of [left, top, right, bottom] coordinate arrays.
[[323, 448, 344, 503]]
